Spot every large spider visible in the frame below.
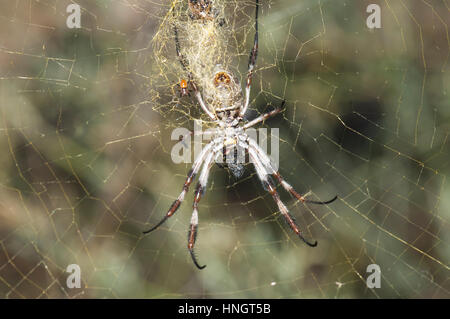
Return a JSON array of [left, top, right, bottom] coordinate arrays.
[[144, 0, 337, 269]]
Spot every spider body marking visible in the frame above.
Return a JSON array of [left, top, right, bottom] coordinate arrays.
[[144, 0, 337, 269]]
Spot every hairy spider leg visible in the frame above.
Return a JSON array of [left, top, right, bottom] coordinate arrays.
[[243, 100, 285, 130], [247, 137, 338, 205], [177, 128, 218, 148], [174, 25, 189, 71], [173, 25, 216, 120], [241, 0, 259, 117], [247, 145, 317, 247], [188, 150, 217, 269], [142, 141, 214, 234]]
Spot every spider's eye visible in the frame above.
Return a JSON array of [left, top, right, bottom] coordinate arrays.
[[214, 72, 231, 87]]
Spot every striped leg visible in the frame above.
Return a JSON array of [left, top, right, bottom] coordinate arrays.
[[187, 151, 216, 269], [174, 25, 189, 71], [247, 137, 338, 205], [143, 142, 214, 234], [274, 174, 337, 204], [240, 0, 259, 117], [243, 101, 284, 130], [248, 146, 317, 247]]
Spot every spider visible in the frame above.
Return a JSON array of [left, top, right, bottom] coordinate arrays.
[[177, 78, 191, 97], [144, 0, 337, 269]]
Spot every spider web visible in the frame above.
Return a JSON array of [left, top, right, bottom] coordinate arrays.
[[0, 0, 449, 298]]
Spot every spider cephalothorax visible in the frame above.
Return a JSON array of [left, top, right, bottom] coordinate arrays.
[[144, 0, 337, 269]]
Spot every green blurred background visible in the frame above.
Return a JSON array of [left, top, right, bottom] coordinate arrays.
[[0, 0, 448, 298]]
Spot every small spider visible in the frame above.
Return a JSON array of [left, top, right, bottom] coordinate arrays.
[[144, 0, 337, 269], [177, 78, 191, 97]]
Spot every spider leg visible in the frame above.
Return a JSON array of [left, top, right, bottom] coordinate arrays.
[[174, 25, 189, 71], [187, 151, 217, 269], [246, 145, 317, 247], [243, 101, 285, 130], [247, 137, 338, 205], [274, 173, 338, 205], [240, 0, 259, 117], [143, 141, 215, 234], [178, 129, 208, 149], [190, 80, 217, 120], [178, 128, 218, 148], [174, 25, 216, 120]]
